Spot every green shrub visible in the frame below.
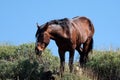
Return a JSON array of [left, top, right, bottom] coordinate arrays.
[[86, 51, 120, 80], [0, 45, 17, 60], [0, 43, 59, 80]]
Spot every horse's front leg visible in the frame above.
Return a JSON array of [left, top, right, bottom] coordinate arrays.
[[69, 50, 75, 73], [58, 49, 65, 76]]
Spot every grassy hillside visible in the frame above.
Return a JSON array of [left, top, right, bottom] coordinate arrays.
[[0, 43, 120, 80]]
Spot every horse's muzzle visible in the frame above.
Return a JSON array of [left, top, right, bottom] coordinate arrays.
[[35, 47, 42, 55]]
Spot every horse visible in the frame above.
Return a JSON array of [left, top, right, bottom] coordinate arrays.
[[35, 16, 95, 76]]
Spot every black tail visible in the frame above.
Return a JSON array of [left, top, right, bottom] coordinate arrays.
[[88, 38, 94, 53], [88, 18, 94, 53]]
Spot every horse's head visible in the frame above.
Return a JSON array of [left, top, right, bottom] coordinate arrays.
[[35, 23, 50, 55]]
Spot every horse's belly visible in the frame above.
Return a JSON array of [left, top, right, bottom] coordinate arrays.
[[56, 40, 75, 51]]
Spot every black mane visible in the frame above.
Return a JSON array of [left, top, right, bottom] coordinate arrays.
[[48, 18, 71, 29], [36, 18, 71, 38]]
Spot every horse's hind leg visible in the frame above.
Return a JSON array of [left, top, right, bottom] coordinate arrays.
[[76, 46, 84, 66], [80, 38, 93, 66]]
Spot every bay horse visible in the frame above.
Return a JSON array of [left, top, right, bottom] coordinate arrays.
[[35, 16, 95, 76]]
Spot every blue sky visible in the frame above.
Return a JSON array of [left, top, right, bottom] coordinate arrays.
[[0, 0, 120, 59]]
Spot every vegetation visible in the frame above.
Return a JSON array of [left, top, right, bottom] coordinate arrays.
[[0, 43, 120, 80], [85, 50, 120, 80], [0, 43, 59, 80]]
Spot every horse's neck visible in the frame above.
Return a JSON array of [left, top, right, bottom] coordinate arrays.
[[50, 24, 62, 32], [48, 24, 65, 40]]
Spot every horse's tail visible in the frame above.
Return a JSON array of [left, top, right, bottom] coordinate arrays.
[[88, 18, 94, 53], [88, 37, 94, 54]]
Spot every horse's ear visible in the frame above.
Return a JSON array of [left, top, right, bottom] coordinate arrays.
[[36, 23, 40, 29], [43, 22, 49, 30]]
